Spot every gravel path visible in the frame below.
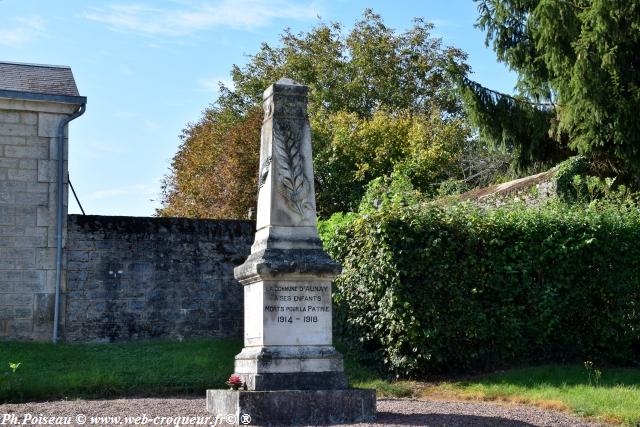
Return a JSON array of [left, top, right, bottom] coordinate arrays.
[[0, 397, 606, 426]]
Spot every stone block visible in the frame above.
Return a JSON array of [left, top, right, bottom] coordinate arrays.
[[8, 319, 33, 339], [0, 110, 21, 123], [0, 225, 24, 236], [0, 180, 27, 193], [8, 168, 37, 182], [0, 270, 21, 282], [0, 247, 36, 269], [19, 159, 38, 170], [36, 247, 57, 270], [4, 145, 48, 159], [0, 135, 26, 146], [34, 293, 54, 327], [22, 270, 46, 292], [67, 250, 92, 262], [14, 307, 33, 319], [0, 235, 46, 248], [0, 190, 12, 204], [27, 181, 49, 193], [25, 226, 47, 237], [38, 113, 66, 138], [20, 112, 38, 125], [129, 300, 146, 311], [0, 123, 37, 137], [0, 206, 14, 225], [66, 269, 89, 284], [0, 159, 20, 169], [49, 137, 68, 160], [0, 293, 34, 306], [37, 206, 51, 227], [15, 191, 48, 206], [206, 389, 376, 426], [32, 322, 53, 341], [37, 159, 56, 182], [26, 135, 49, 144], [15, 206, 37, 227]]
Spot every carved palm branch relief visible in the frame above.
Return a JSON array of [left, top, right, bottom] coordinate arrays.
[[258, 155, 272, 190], [273, 121, 311, 217]]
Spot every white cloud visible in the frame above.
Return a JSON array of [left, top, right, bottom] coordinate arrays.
[[0, 16, 44, 47], [84, 0, 319, 37]]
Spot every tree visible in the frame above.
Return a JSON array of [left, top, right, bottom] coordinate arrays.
[[312, 109, 470, 215], [219, 10, 469, 118], [157, 107, 262, 219], [459, 77, 569, 169], [159, 10, 472, 219], [465, 0, 640, 177]]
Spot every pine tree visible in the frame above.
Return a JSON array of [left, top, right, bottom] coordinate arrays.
[[465, 0, 640, 177]]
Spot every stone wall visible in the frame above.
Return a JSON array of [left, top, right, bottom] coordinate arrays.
[[63, 215, 253, 342], [0, 100, 77, 340], [459, 168, 558, 208]]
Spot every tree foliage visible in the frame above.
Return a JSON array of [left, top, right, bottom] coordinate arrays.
[[468, 0, 640, 176], [157, 107, 262, 219], [219, 10, 469, 118], [312, 109, 469, 215], [159, 10, 472, 218], [459, 77, 568, 168]]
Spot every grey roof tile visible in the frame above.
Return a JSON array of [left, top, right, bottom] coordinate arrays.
[[0, 61, 80, 97]]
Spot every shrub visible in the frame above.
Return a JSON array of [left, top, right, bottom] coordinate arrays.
[[320, 183, 640, 376]]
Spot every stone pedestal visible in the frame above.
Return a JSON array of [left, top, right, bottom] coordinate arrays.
[[206, 78, 375, 425], [233, 249, 347, 391], [206, 389, 376, 426]]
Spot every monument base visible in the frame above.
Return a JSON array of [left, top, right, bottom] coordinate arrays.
[[234, 346, 348, 390], [206, 389, 376, 426], [237, 371, 348, 391]]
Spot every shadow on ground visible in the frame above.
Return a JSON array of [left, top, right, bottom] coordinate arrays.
[[374, 411, 539, 426]]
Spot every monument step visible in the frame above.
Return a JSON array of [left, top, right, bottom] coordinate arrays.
[[206, 388, 376, 426], [236, 371, 348, 391]]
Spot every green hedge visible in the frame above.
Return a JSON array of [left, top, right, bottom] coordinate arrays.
[[320, 201, 640, 376]]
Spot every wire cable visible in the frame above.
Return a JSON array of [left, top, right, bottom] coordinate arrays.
[[68, 176, 86, 215]]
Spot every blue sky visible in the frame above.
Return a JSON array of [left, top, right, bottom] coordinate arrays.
[[0, 0, 516, 216]]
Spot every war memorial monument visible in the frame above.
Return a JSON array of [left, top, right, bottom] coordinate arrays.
[[206, 79, 376, 425]]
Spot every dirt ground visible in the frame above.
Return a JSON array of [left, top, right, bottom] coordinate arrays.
[[0, 397, 608, 426]]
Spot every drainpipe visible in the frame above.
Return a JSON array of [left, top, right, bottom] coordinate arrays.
[[52, 103, 86, 343]]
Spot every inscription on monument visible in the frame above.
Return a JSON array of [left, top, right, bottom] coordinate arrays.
[[261, 283, 332, 346], [264, 285, 331, 318]]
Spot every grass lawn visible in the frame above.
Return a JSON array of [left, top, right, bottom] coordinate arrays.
[[2, 341, 640, 425], [0, 339, 405, 403], [0, 340, 241, 402], [422, 365, 640, 426]]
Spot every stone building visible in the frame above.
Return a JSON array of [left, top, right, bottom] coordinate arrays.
[[0, 62, 86, 340], [1, 62, 252, 343]]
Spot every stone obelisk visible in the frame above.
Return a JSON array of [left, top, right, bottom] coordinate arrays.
[[206, 79, 375, 426]]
